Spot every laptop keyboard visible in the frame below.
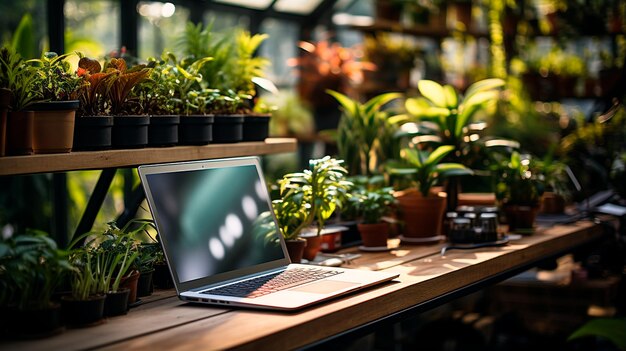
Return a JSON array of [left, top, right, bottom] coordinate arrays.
[[201, 267, 343, 299]]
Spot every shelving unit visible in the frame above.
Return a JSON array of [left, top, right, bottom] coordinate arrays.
[[0, 138, 297, 176]]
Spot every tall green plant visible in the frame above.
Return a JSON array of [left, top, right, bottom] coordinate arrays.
[[27, 51, 84, 101], [493, 151, 544, 206], [327, 90, 402, 176], [388, 145, 472, 197], [0, 46, 40, 111]]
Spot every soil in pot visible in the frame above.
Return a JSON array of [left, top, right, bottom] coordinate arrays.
[[213, 114, 243, 143], [8, 303, 64, 338], [358, 222, 390, 248], [30, 100, 79, 154], [112, 115, 149, 149], [120, 270, 141, 305], [6, 111, 34, 155], [60, 294, 106, 327], [242, 114, 270, 141], [104, 289, 130, 317], [179, 115, 213, 145], [73, 116, 114, 151], [285, 239, 306, 263], [137, 269, 155, 297], [149, 115, 179, 147]]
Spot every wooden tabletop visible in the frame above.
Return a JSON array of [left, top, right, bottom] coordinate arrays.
[[2, 220, 605, 351]]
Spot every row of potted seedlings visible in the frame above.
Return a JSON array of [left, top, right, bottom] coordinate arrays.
[[0, 220, 172, 338], [0, 29, 271, 156]]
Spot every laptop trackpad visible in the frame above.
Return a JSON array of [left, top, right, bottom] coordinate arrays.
[[291, 280, 359, 294]]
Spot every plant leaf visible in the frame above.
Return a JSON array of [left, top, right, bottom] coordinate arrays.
[[418, 80, 447, 108], [425, 145, 455, 166]]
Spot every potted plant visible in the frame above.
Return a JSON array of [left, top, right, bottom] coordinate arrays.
[[0, 48, 12, 156], [389, 145, 472, 243], [0, 47, 39, 155], [0, 230, 74, 337], [355, 186, 396, 250], [135, 56, 180, 147], [494, 151, 545, 233], [74, 55, 117, 150], [327, 90, 403, 176], [398, 78, 506, 208], [273, 156, 352, 262], [103, 57, 152, 148], [538, 149, 571, 214]]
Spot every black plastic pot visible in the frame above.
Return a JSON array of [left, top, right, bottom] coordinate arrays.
[[153, 263, 174, 289], [179, 115, 213, 145], [137, 269, 155, 297], [112, 115, 149, 149], [213, 114, 243, 143], [8, 303, 64, 338], [61, 294, 106, 327], [104, 289, 130, 317], [242, 114, 270, 141], [149, 115, 179, 147], [73, 116, 114, 151]]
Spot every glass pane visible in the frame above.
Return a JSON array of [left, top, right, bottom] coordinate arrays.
[[65, 0, 120, 58], [259, 18, 298, 88], [273, 0, 323, 15], [138, 1, 190, 60], [0, 0, 47, 59], [213, 0, 272, 10], [204, 11, 249, 31]]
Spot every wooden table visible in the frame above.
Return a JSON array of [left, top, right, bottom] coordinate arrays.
[[2, 220, 606, 351]]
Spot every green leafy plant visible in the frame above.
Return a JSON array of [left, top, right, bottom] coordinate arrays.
[[397, 78, 505, 152], [0, 230, 75, 310], [328, 90, 402, 176], [356, 187, 396, 225], [102, 57, 152, 115], [228, 30, 269, 97], [27, 51, 84, 101], [388, 145, 472, 197], [273, 156, 352, 239], [134, 57, 178, 115], [493, 151, 545, 206], [0, 46, 40, 111]]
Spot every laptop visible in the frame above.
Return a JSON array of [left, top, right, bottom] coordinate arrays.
[[138, 157, 399, 311]]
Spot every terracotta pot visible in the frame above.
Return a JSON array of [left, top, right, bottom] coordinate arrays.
[[303, 234, 322, 261], [73, 116, 114, 150], [320, 230, 342, 252], [396, 190, 447, 239], [358, 222, 390, 248], [0, 88, 10, 157], [120, 270, 140, 305], [503, 205, 538, 234], [6, 110, 34, 155], [30, 100, 78, 154], [285, 239, 306, 263], [541, 192, 566, 214], [61, 294, 106, 327]]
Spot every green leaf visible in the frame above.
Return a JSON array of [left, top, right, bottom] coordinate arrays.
[[443, 85, 458, 108], [417, 80, 447, 108], [327, 90, 358, 118], [425, 145, 455, 167], [435, 163, 473, 177], [464, 78, 505, 101], [568, 318, 626, 350]]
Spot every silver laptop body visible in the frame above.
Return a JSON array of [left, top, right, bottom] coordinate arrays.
[[138, 157, 398, 311]]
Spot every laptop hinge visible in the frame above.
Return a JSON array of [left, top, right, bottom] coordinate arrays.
[[189, 266, 288, 292]]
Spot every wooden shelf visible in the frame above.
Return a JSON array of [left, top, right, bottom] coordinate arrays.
[[0, 138, 298, 176]]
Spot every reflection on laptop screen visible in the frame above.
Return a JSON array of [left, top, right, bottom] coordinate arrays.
[[145, 164, 284, 283]]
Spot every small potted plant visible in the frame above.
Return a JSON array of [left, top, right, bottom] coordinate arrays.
[[0, 47, 40, 155], [356, 186, 396, 250], [494, 151, 545, 233], [0, 230, 74, 337], [74, 55, 117, 150], [538, 150, 571, 214], [327, 90, 403, 176], [27, 51, 84, 154], [274, 156, 352, 261], [104, 57, 152, 149], [389, 145, 472, 243]]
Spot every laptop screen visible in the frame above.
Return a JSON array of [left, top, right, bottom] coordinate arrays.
[[142, 160, 286, 284]]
